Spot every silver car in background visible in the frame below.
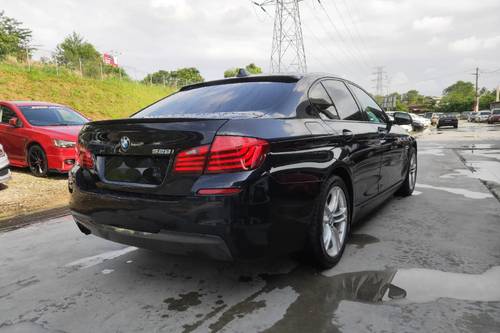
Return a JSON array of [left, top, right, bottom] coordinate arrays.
[[0, 144, 11, 185]]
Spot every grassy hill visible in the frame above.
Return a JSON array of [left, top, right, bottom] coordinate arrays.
[[0, 62, 176, 120]]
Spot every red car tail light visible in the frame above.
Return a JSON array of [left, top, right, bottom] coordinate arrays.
[[76, 143, 94, 169], [172, 136, 269, 175], [206, 136, 269, 173], [173, 145, 210, 173]]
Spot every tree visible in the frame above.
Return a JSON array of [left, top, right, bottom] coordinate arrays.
[[224, 63, 263, 78], [0, 11, 32, 60], [439, 81, 475, 113], [54, 32, 100, 72], [143, 67, 204, 86]]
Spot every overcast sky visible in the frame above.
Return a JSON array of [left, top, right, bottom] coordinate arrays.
[[3, 0, 500, 95]]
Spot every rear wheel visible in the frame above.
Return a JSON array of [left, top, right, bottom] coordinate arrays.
[[397, 148, 417, 196], [308, 176, 350, 269], [28, 145, 48, 177]]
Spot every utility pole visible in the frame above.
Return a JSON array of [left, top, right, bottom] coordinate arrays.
[[254, 1, 307, 73], [372, 66, 386, 96], [25, 47, 31, 71], [79, 57, 83, 77], [474, 67, 479, 112], [496, 85, 499, 102]]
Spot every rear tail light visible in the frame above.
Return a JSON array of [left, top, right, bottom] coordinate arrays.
[[173, 145, 210, 174], [173, 136, 269, 174], [76, 143, 94, 169]]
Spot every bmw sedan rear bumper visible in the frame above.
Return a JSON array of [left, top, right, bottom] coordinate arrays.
[[72, 211, 233, 260], [69, 170, 314, 261]]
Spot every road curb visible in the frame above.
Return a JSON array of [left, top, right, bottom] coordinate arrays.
[[0, 206, 70, 232]]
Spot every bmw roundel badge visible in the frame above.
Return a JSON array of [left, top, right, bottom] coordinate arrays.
[[120, 136, 131, 151]]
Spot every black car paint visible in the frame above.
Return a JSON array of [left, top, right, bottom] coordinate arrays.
[[69, 74, 416, 260]]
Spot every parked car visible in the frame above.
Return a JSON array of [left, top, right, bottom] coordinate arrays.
[[0, 101, 89, 177], [460, 111, 471, 120], [69, 74, 417, 269], [476, 110, 492, 122], [437, 113, 458, 128], [468, 112, 478, 122], [409, 113, 430, 130], [0, 143, 11, 185], [488, 109, 500, 124]]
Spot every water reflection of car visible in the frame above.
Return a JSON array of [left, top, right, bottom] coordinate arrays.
[[437, 114, 458, 129], [0, 101, 89, 177], [0, 143, 11, 185], [488, 109, 500, 124], [476, 110, 492, 122]]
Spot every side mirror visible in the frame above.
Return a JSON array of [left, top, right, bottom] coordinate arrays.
[[393, 112, 412, 125], [8, 117, 21, 128]]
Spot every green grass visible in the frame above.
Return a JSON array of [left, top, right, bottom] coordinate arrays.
[[0, 62, 176, 120]]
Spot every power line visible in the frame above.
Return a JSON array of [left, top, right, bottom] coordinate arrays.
[[324, 0, 372, 63], [302, 1, 368, 75], [314, 0, 371, 70]]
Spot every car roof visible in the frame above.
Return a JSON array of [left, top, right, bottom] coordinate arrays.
[[3, 101, 64, 107], [180, 73, 346, 91]]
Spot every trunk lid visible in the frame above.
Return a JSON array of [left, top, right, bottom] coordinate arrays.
[[78, 118, 228, 195]]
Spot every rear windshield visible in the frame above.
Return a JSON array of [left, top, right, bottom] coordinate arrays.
[[493, 109, 500, 115], [480, 111, 491, 115], [132, 82, 295, 119], [20, 105, 87, 126]]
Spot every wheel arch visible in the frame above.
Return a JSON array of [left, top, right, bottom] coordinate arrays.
[[328, 164, 354, 219]]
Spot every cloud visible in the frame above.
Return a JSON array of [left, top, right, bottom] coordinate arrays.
[[449, 35, 500, 52], [412, 16, 453, 33]]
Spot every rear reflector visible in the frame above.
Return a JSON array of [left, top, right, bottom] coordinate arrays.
[[197, 188, 242, 196], [173, 136, 269, 174]]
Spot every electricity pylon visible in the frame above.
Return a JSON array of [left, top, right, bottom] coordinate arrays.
[[254, 1, 307, 73]]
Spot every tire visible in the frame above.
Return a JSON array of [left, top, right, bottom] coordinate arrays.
[[397, 147, 417, 197], [454, 125, 458, 128], [28, 145, 48, 177], [308, 175, 351, 269]]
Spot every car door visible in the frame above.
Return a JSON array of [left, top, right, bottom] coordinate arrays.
[[348, 84, 407, 192], [0, 105, 27, 162], [320, 79, 384, 206]]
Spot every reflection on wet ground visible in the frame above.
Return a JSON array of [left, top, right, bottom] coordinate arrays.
[[197, 266, 396, 333]]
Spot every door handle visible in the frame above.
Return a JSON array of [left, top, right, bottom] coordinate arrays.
[[342, 129, 354, 141]]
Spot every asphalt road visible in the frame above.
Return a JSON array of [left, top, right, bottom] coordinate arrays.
[[1, 124, 500, 333]]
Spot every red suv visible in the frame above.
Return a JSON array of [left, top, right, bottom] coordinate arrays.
[[0, 101, 89, 177]]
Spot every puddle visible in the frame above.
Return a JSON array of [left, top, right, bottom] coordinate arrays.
[[415, 183, 493, 199], [388, 266, 500, 303], [192, 266, 396, 333], [441, 163, 500, 185], [349, 234, 380, 249], [101, 269, 114, 275]]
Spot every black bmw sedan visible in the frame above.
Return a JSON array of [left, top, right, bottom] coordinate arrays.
[[69, 74, 417, 268]]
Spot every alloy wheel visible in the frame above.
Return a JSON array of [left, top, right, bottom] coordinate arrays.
[[408, 152, 417, 190], [29, 147, 47, 176], [322, 186, 348, 258]]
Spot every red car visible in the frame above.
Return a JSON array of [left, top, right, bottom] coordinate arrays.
[[0, 101, 88, 177]]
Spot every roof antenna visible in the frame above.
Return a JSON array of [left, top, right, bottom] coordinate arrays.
[[236, 68, 250, 77]]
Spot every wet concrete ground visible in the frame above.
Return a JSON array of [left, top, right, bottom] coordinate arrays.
[[1, 124, 499, 332]]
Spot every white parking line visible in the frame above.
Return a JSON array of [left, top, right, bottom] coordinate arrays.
[[415, 183, 493, 199], [65, 246, 137, 269]]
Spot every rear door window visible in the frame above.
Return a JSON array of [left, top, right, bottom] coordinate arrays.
[[133, 82, 296, 119], [308, 83, 339, 119], [348, 84, 386, 124], [0, 106, 17, 124], [322, 80, 364, 121]]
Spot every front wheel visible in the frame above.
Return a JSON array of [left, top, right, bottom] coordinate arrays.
[[28, 145, 48, 177], [308, 176, 350, 269], [397, 148, 417, 196]]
